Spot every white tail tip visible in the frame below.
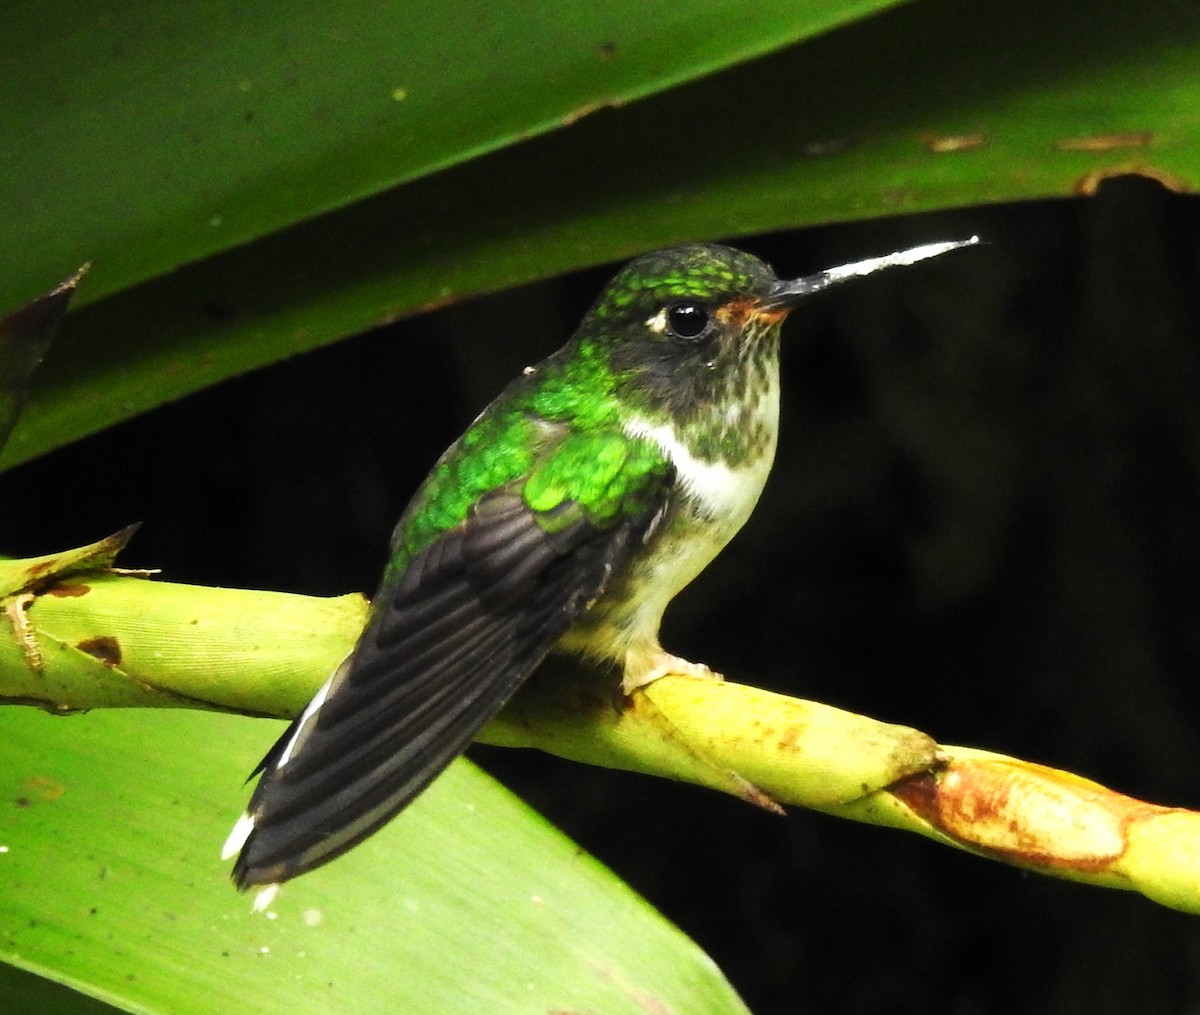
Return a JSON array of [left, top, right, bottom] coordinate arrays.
[[252, 883, 281, 913], [221, 811, 255, 861]]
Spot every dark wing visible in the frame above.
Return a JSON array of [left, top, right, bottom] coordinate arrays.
[[229, 482, 669, 888]]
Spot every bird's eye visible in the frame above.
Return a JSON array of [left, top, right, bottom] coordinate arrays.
[[665, 302, 710, 340]]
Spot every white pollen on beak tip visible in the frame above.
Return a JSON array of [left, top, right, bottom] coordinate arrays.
[[823, 236, 981, 283], [221, 811, 256, 860], [252, 883, 281, 913]]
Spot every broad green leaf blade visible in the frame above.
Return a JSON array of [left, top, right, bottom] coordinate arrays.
[[0, 0, 905, 312], [5, 0, 1199, 470], [0, 708, 749, 1015]]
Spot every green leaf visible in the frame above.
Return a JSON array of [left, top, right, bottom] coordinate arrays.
[[5, 0, 1199, 470], [0, 0, 901, 312], [0, 708, 749, 1014]]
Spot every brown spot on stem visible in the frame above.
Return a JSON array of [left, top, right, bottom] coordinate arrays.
[[893, 757, 1181, 873], [776, 724, 804, 752], [46, 583, 90, 597], [77, 636, 122, 667], [891, 770, 939, 814]]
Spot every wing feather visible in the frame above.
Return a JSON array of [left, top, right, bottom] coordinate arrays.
[[231, 470, 669, 888]]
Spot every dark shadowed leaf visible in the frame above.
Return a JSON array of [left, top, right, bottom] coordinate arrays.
[[0, 266, 87, 457]]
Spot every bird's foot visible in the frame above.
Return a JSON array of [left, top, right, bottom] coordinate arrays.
[[620, 649, 724, 695]]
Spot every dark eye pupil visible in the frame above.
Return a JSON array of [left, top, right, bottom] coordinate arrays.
[[667, 302, 709, 339]]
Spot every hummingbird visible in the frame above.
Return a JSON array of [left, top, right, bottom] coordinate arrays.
[[223, 237, 977, 896]]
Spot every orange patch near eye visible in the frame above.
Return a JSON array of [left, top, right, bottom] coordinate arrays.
[[753, 306, 789, 326], [715, 297, 759, 327], [717, 297, 791, 329]]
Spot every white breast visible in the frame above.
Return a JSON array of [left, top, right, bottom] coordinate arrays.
[[560, 380, 781, 664], [623, 377, 780, 534]]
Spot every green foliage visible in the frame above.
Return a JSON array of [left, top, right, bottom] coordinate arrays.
[[5, 0, 1200, 472], [2, 708, 749, 1014]]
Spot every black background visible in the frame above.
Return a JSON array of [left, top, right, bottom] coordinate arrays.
[[5, 174, 1200, 1013]]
